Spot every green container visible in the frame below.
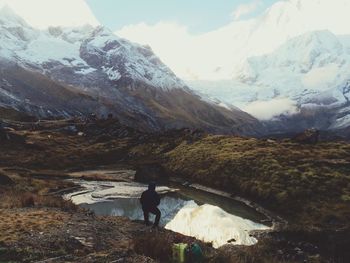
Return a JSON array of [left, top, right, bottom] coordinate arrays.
[[172, 243, 188, 263], [188, 243, 203, 263]]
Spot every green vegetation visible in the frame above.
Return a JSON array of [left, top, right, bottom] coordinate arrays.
[[163, 136, 350, 229], [1, 120, 349, 261]]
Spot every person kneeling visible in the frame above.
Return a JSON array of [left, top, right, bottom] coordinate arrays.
[[140, 182, 161, 227]]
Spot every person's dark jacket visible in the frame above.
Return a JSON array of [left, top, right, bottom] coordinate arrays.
[[140, 183, 160, 210]]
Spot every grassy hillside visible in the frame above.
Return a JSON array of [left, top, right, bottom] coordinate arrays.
[[1, 119, 349, 261], [163, 136, 350, 229]]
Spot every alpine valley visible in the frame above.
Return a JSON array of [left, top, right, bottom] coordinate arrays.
[[0, 1, 350, 263]]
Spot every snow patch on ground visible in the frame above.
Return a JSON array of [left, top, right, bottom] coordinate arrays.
[[65, 180, 174, 205], [165, 201, 270, 248]]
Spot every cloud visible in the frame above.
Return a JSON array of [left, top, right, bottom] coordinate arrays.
[[117, 22, 201, 78], [117, 22, 190, 47], [243, 98, 299, 120], [116, 21, 245, 80], [0, 0, 100, 28], [231, 0, 262, 20]]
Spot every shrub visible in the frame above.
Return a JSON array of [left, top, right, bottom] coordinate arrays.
[[19, 193, 35, 207]]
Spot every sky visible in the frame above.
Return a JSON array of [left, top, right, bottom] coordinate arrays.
[[86, 0, 279, 33], [0, 0, 100, 28]]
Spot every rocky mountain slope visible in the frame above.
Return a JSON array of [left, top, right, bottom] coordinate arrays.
[[0, 6, 261, 135]]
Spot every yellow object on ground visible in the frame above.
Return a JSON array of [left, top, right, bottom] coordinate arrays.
[[172, 243, 188, 263]]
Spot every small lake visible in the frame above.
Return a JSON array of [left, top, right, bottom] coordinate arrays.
[[65, 179, 270, 248]]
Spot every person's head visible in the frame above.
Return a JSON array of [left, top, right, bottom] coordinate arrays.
[[148, 182, 156, 191]]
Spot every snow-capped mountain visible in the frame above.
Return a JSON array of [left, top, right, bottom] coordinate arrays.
[[0, 6, 261, 135], [0, 5, 184, 91], [236, 30, 350, 105], [190, 30, 350, 133], [181, 0, 350, 133]]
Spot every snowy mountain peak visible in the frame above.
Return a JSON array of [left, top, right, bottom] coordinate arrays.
[[47, 25, 95, 44], [0, 6, 187, 92], [249, 30, 345, 72], [299, 30, 342, 49], [79, 26, 186, 90], [260, 0, 350, 35]]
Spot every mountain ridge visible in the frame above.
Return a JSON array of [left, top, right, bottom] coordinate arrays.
[[0, 6, 262, 135]]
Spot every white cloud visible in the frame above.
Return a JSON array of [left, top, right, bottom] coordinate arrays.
[[117, 22, 199, 78], [0, 0, 100, 29], [231, 0, 262, 20], [115, 0, 350, 82], [243, 98, 299, 120], [116, 21, 249, 80]]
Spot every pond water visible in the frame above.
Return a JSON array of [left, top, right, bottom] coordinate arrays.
[[65, 180, 270, 248]]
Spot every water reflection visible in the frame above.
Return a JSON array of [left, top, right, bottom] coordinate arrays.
[[81, 195, 269, 248]]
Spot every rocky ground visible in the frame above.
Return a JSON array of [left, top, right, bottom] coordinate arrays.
[[0, 118, 349, 262]]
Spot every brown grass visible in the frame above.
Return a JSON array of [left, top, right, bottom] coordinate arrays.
[[0, 189, 77, 211], [163, 136, 350, 229], [0, 209, 69, 244]]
